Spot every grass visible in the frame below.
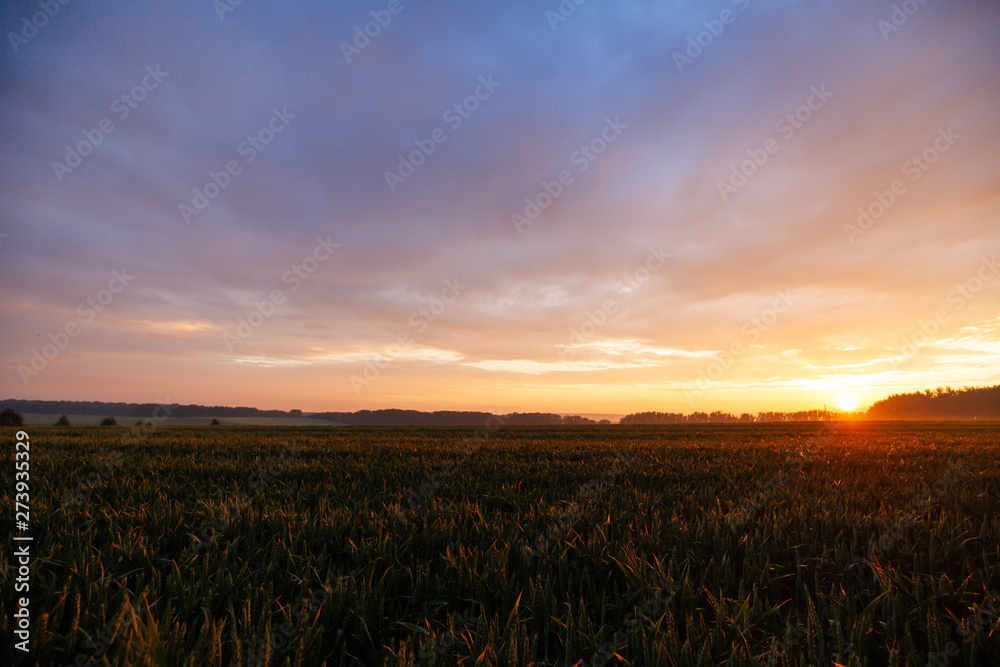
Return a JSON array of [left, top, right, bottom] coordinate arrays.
[[2, 421, 998, 665]]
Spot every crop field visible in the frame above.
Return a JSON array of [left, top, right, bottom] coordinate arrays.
[[2, 422, 999, 666]]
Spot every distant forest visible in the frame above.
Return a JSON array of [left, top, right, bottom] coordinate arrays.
[[0, 400, 297, 419], [621, 385, 998, 423], [0, 400, 600, 425], [865, 385, 999, 420], [311, 410, 596, 426], [1, 385, 996, 424], [618, 410, 828, 424]]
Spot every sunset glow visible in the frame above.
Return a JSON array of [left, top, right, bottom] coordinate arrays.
[[836, 396, 860, 412], [1, 1, 998, 414]]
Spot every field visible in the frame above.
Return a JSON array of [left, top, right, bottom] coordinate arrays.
[[2, 422, 999, 666]]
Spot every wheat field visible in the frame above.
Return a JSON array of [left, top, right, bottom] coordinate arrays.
[[2, 421, 998, 665]]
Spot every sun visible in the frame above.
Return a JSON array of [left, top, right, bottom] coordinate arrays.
[[836, 395, 859, 412]]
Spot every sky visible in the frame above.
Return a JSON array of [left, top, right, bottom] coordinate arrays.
[[1, 0, 998, 416]]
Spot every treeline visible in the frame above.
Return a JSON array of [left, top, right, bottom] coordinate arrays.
[[305, 411, 606, 425], [0, 399, 299, 419], [619, 410, 829, 424], [0, 400, 605, 425], [5, 386, 996, 424], [866, 385, 999, 420]]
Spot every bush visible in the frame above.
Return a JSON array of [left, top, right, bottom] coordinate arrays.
[[54, 414, 72, 427], [100, 416, 118, 426], [0, 408, 25, 426]]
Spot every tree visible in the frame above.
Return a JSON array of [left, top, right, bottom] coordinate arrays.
[[867, 384, 1000, 420], [0, 408, 25, 426], [54, 413, 72, 427], [562, 415, 597, 425], [598, 419, 611, 425], [100, 416, 118, 426]]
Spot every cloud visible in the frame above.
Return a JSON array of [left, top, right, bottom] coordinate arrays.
[[1, 0, 998, 412]]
